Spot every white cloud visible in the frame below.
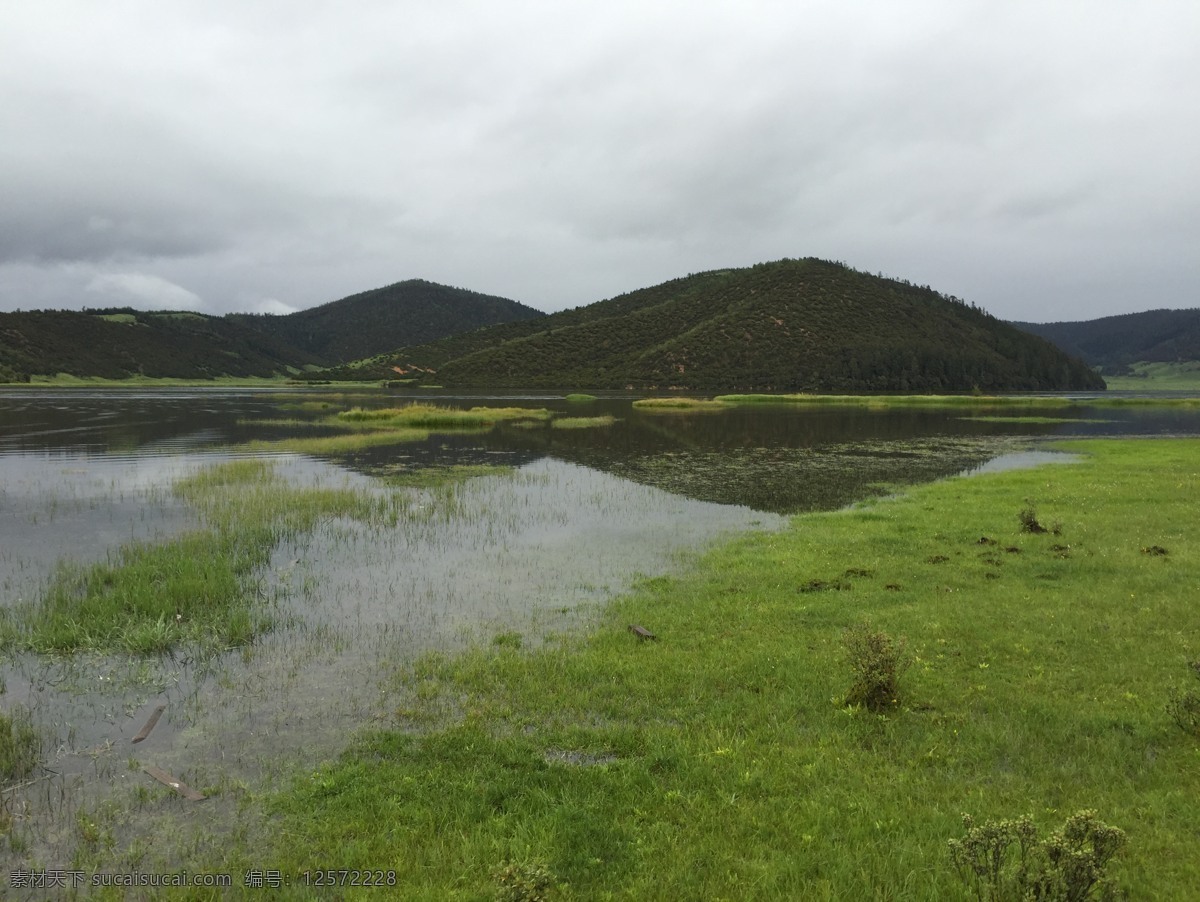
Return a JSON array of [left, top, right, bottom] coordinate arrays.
[[246, 297, 299, 315], [86, 272, 206, 311]]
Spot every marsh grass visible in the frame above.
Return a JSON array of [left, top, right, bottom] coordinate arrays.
[[632, 397, 730, 412], [236, 403, 552, 455], [564, 393, 598, 402], [262, 438, 1200, 898], [236, 427, 432, 455], [338, 403, 550, 429], [0, 705, 39, 785], [7, 459, 400, 653], [551, 415, 616, 430]]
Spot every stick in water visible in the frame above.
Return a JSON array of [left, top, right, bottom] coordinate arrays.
[[143, 765, 207, 801], [131, 705, 166, 744]]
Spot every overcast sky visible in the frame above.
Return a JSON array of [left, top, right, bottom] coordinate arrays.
[[1, 1, 1196, 322]]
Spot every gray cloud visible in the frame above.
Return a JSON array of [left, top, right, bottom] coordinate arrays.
[[0, 0, 1196, 323]]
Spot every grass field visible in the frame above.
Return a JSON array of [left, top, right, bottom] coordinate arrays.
[[230, 437, 1200, 899], [1103, 362, 1200, 392]]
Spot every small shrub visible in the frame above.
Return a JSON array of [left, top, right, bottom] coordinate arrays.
[[1019, 507, 1048, 534], [842, 622, 909, 711], [492, 860, 559, 902], [1166, 659, 1200, 735], [1019, 506, 1061, 536], [949, 810, 1126, 901]]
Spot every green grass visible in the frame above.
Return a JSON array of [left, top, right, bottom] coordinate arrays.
[[262, 438, 1200, 898], [337, 403, 550, 428], [234, 403, 553, 455], [551, 415, 617, 429], [236, 427, 433, 456], [1105, 362, 1200, 392], [632, 397, 730, 412], [0, 706, 39, 786], [1, 459, 398, 654], [564, 393, 599, 403]]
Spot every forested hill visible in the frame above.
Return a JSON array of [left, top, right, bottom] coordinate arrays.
[[382, 259, 1104, 392], [0, 279, 545, 381], [230, 279, 545, 363], [0, 309, 324, 381], [1013, 309, 1200, 374]]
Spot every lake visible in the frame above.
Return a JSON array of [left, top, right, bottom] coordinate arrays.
[[2, 386, 1198, 874]]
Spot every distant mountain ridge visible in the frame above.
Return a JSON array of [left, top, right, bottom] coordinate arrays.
[[1, 263, 1106, 389], [378, 258, 1103, 392], [1013, 309, 1200, 373], [0, 309, 324, 381], [230, 279, 545, 364], [0, 280, 543, 381]]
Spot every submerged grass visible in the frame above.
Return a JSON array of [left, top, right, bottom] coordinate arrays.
[[3, 459, 398, 654], [263, 438, 1200, 898], [377, 463, 515, 488]]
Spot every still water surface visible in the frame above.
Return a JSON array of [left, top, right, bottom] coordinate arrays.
[[1, 387, 1197, 877]]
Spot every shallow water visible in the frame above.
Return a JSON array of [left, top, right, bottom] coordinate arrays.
[[2, 387, 1198, 883]]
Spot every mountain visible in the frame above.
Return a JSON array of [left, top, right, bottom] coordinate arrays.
[[0, 309, 324, 381], [1013, 309, 1200, 374], [0, 280, 545, 381], [380, 258, 1104, 392], [230, 279, 545, 364]]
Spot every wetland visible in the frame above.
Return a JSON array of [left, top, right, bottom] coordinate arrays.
[[3, 386, 1200, 892]]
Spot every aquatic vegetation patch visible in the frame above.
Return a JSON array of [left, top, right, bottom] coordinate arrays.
[[600, 437, 1019, 513], [0, 705, 39, 786], [632, 397, 729, 412], [338, 403, 550, 428], [236, 427, 432, 456], [5, 459, 401, 654], [551, 415, 616, 430], [564, 393, 598, 402]]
